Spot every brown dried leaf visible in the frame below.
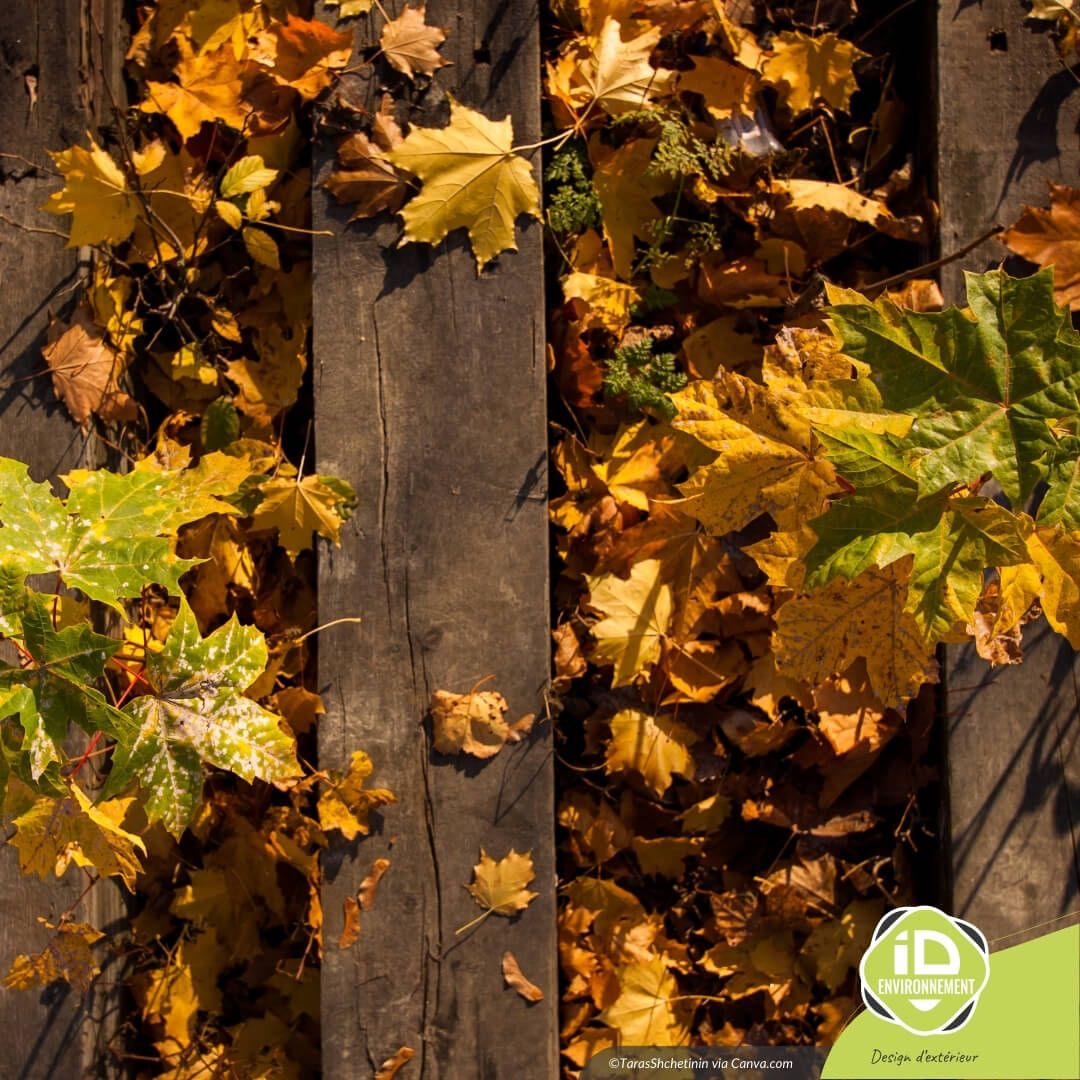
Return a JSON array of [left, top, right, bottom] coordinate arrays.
[[375, 1046, 415, 1080], [324, 132, 407, 221], [379, 4, 449, 80], [359, 857, 391, 910], [429, 685, 529, 758], [338, 896, 360, 949], [502, 950, 545, 1002]]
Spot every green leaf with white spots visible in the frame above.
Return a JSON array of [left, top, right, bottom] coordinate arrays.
[[826, 268, 1080, 505], [0, 453, 252, 606], [0, 562, 27, 636], [104, 599, 299, 836]]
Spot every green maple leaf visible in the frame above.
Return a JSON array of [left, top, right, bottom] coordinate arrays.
[[0, 454, 248, 606], [804, 430, 1029, 642], [104, 599, 299, 837], [827, 268, 1080, 505], [1037, 435, 1080, 530], [0, 595, 130, 777]]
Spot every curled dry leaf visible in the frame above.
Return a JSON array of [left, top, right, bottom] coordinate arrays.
[[359, 857, 391, 910], [338, 896, 361, 949], [324, 132, 407, 221], [4, 918, 105, 996], [429, 684, 534, 758], [502, 950, 544, 1002], [375, 1046, 415, 1080], [1001, 182, 1080, 310]]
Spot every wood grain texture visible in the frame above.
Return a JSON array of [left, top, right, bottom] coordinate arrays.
[[0, 2, 128, 1076], [936, 0, 1080, 301], [313, 1, 556, 1076], [938, 2, 1080, 944]]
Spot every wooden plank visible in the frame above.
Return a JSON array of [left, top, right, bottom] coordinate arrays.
[[0, 2, 128, 1075], [313, 1, 556, 1077], [938, 0, 1080, 943]]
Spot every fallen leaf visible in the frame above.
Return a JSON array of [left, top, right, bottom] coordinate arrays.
[[42, 139, 140, 246], [1001, 183, 1080, 309], [375, 1047, 416, 1080], [338, 896, 361, 948], [386, 97, 541, 270], [359, 857, 391, 909], [42, 308, 136, 428], [324, 132, 407, 220], [379, 4, 449, 80], [604, 708, 696, 796], [460, 848, 538, 931], [428, 684, 533, 758], [252, 474, 347, 557], [4, 919, 105, 995], [761, 31, 867, 115], [598, 957, 692, 1044], [317, 750, 397, 840], [502, 950, 545, 1002]]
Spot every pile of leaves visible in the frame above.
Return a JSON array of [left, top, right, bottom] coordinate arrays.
[[538, 0, 1080, 1071], [0, 2, 397, 1075]]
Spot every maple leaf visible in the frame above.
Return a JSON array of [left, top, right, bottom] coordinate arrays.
[[428, 684, 533, 758], [679, 54, 759, 120], [379, 5, 449, 80], [801, 898, 883, 991], [252, 473, 352, 557], [826, 269, 1080, 505], [772, 558, 937, 708], [316, 749, 396, 839], [103, 599, 300, 837], [0, 454, 250, 606], [251, 14, 354, 100], [41, 138, 142, 247], [1, 595, 132, 773], [4, 919, 105, 996], [604, 708, 696, 796], [9, 786, 145, 890], [559, 790, 631, 864], [562, 272, 641, 334], [324, 133, 407, 221], [502, 950, 545, 1002], [672, 374, 837, 535], [43, 308, 136, 427], [761, 31, 867, 115], [140, 41, 250, 139], [1001, 183, 1080, 309], [598, 957, 692, 1044], [1018, 521, 1080, 648], [459, 848, 538, 932], [586, 558, 673, 685], [571, 17, 675, 120], [386, 98, 541, 271], [590, 136, 671, 281]]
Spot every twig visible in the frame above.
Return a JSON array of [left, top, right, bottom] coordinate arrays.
[[869, 225, 1005, 293]]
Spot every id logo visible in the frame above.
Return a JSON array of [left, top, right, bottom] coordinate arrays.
[[859, 905, 990, 1036]]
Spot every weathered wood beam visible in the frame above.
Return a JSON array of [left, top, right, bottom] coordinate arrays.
[[937, 0, 1080, 944], [313, 1, 557, 1075]]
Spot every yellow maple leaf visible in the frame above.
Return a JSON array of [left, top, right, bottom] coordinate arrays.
[[772, 557, 938, 710], [571, 17, 674, 121], [9, 786, 146, 890], [386, 98, 541, 270], [590, 136, 672, 280], [761, 31, 868, 115], [140, 41, 250, 139], [317, 750, 397, 840], [252, 473, 348, 557], [1018, 522, 1080, 647], [672, 374, 837, 536], [586, 558, 673, 685], [604, 707, 696, 795], [4, 918, 105, 996], [41, 138, 140, 246], [379, 4, 449, 80], [561, 271, 641, 334], [678, 54, 759, 120], [598, 957, 692, 1044], [458, 848, 538, 932]]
